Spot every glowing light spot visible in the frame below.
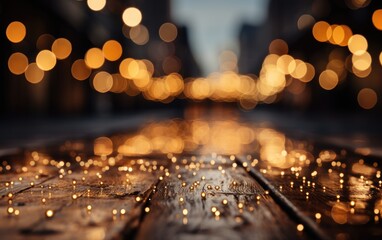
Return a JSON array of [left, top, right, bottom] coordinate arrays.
[[110, 74, 128, 93], [331, 203, 348, 224], [122, 7, 142, 27], [46, 209, 54, 218], [276, 55, 294, 75], [352, 52, 372, 71], [268, 39, 288, 55], [159, 23, 178, 43], [332, 25, 345, 45], [85, 48, 105, 69], [8, 52, 28, 75], [25, 63, 44, 84], [6, 21, 26, 43], [339, 25, 353, 46], [92, 71, 113, 93], [312, 21, 330, 42], [182, 209, 188, 216], [71, 59, 91, 81], [129, 25, 149, 45], [51, 38, 72, 60], [87, 0, 106, 11], [36, 50, 57, 71], [102, 40, 122, 61], [372, 9, 382, 30], [297, 14, 315, 30], [7, 207, 14, 215], [291, 60, 307, 79], [297, 224, 304, 231], [300, 63, 315, 82], [358, 88, 377, 110], [94, 137, 113, 156], [348, 34, 368, 55], [319, 69, 338, 90]]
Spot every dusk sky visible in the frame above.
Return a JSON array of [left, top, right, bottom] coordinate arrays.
[[172, 0, 269, 75]]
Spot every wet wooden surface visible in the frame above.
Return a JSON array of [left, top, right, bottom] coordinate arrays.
[[1, 112, 382, 240]]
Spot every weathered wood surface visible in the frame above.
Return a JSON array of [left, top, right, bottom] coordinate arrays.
[[1, 115, 382, 240], [237, 141, 382, 239], [134, 156, 305, 240], [0, 152, 163, 240]]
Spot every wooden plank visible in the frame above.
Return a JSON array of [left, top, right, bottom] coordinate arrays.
[[238, 142, 382, 239], [134, 156, 306, 240], [0, 157, 164, 240]]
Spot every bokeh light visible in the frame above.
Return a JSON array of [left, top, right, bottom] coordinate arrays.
[[348, 34, 368, 55], [372, 9, 382, 30], [93, 71, 113, 93], [25, 63, 45, 84], [51, 38, 72, 60], [122, 7, 142, 27], [319, 69, 338, 90], [312, 21, 331, 42], [87, 0, 106, 11], [85, 48, 105, 69], [358, 88, 377, 109], [36, 50, 57, 71], [6, 21, 26, 43], [102, 40, 123, 61], [8, 52, 28, 75], [159, 23, 178, 43], [129, 25, 149, 45], [71, 59, 92, 81]]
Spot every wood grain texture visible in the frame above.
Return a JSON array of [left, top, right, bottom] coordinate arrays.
[[0, 157, 162, 240], [135, 156, 305, 240]]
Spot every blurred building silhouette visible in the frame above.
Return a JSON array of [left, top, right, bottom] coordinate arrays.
[[238, 0, 382, 113], [0, 0, 200, 117]]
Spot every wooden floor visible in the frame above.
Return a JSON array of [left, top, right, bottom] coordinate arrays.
[[1, 113, 382, 239]]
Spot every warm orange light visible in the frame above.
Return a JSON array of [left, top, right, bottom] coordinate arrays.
[[332, 25, 345, 45], [93, 71, 113, 93], [129, 25, 149, 45], [291, 60, 307, 79], [352, 52, 371, 71], [319, 70, 338, 90], [312, 21, 330, 42], [358, 88, 377, 109], [51, 38, 72, 60], [268, 39, 288, 55], [87, 0, 106, 11], [71, 59, 91, 81], [372, 9, 382, 30], [36, 50, 57, 71], [25, 63, 44, 84], [122, 7, 142, 27], [110, 74, 128, 93], [119, 58, 134, 78], [8, 52, 28, 75], [85, 48, 105, 69], [6, 21, 26, 43], [339, 25, 352, 46], [299, 63, 315, 83], [159, 23, 178, 43], [102, 40, 123, 61], [94, 137, 113, 156], [348, 34, 368, 55], [276, 55, 294, 74]]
